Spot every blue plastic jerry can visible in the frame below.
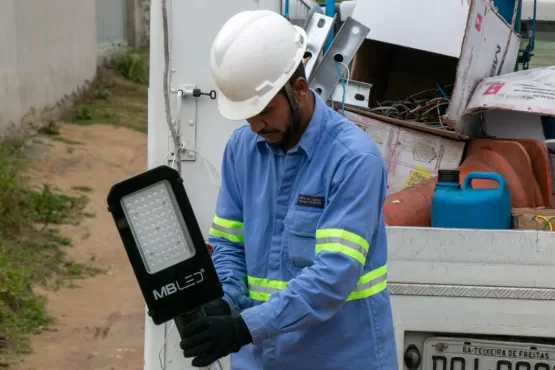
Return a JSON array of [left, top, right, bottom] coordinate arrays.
[[431, 170, 512, 230]]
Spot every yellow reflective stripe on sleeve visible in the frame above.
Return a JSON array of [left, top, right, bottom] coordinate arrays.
[[246, 265, 387, 302], [347, 265, 387, 301], [246, 276, 288, 301], [315, 228, 370, 265], [209, 215, 244, 243]]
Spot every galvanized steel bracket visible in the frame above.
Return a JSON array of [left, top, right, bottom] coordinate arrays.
[[303, 12, 335, 78], [169, 84, 198, 162], [331, 80, 373, 109], [309, 17, 370, 103]]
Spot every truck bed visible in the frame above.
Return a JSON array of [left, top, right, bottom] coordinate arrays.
[[145, 227, 555, 369]]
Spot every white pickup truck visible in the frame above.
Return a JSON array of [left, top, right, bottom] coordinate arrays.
[[143, 1, 555, 369]]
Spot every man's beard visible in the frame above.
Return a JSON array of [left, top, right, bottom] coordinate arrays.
[[270, 111, 295, 148]]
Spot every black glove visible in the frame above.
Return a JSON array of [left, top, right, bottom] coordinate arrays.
[[202, 298, 231, 317], [180, 314, 252, 367]]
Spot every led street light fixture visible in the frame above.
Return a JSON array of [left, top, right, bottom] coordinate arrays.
[[107, 165, 223, 325]]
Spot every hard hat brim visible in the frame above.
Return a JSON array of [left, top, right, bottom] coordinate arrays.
[[216, 88, 277, 122]]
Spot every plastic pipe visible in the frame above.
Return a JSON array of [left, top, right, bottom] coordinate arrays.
[[324, 0, 335, 52]]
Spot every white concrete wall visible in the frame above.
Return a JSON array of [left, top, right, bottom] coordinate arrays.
[[0, 0, 97, 134]]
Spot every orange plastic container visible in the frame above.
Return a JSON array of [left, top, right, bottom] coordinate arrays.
[[384, 139, 549, 227]]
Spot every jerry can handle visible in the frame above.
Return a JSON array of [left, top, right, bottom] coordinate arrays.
[[462, 171, 506, 190]]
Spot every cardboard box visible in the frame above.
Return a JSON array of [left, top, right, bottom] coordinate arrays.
[[512, 207, 555, 231], [464, 66, 555, 117], [352, 0, 471, 58], [462, 66, 555, 137], [350, 0, 521, 137], [344, 110, 466, 195]]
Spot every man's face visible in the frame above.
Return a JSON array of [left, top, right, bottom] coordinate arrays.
[[247, 92, 293, 146]]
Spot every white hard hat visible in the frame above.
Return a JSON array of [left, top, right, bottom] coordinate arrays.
[[209, 10, 308, 121]]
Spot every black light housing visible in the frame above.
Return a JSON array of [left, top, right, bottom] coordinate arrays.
[[107, 165, 223, 325]]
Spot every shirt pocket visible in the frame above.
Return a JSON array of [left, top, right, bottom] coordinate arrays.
[[285, 208, 324, 269]]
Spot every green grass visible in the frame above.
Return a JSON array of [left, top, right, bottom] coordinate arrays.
[[109, 46, 149, 85], [69, 46, 149, 133], [0, 138, 101, 361], [70, 186, 93, 193]]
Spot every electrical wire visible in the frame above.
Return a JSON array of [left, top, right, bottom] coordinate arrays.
[[369, 84, 455, 130], [158, 322, 175, 369], [161, 0, 181, 174], [338, 61, 351, 87], [436, 83, 450, 102], [334, 61, 351, 115], [533, 215, 555, 231], [160, 143, 221, 189], [157, 320, 224, 370], [335, 62, 346, 115], [157, 323, 225, 370]]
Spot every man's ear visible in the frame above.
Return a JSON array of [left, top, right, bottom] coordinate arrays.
[[292, 77, 309, 102]]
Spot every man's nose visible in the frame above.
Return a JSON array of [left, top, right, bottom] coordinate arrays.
[[247, 118, 265, 133]]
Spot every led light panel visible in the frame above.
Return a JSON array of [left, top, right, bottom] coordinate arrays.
[[120, 180, 195, 274]]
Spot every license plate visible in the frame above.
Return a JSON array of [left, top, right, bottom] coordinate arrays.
[[422, 337, 555, 370]]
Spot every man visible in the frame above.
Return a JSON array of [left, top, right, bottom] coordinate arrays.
[[180, 9, 398, 370]]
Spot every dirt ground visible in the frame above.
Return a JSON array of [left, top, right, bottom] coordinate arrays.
[[14, 123, 147, 370]]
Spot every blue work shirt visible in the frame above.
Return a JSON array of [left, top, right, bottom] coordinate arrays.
[[208, 91, 398, 370]]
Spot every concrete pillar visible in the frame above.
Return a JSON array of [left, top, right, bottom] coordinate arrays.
[[126, 0, 150, 47]]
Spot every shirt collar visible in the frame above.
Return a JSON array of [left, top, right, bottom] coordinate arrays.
[[256, 89, 326, 159]]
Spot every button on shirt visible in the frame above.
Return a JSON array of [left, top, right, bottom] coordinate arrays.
[[208, 91, 398, 370]]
